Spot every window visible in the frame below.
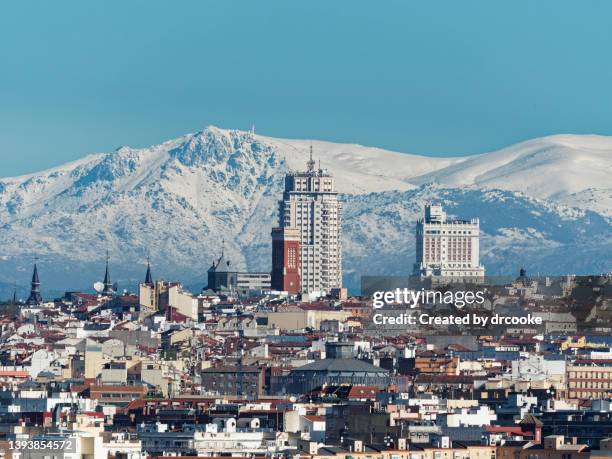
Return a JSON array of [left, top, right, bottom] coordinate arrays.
[[288, 247, 297, 268]]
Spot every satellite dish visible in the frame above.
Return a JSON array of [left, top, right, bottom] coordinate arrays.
[[94, 282, 104, 293]]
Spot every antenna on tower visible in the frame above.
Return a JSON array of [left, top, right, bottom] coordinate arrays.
[[307, 145, 316, 173]]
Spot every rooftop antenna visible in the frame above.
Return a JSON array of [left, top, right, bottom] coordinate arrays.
[[307, 145, 315, 172]]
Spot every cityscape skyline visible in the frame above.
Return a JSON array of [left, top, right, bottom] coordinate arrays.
[[0, 125, 609, 299], [1, 3, 611, 457]]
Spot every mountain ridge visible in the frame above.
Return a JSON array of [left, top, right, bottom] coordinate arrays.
[[0, 126, 610, 297]]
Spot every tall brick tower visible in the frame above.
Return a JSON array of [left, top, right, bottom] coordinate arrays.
[[271, 227, 301, 294]]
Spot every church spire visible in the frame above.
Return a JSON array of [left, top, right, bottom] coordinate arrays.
[[26, 260, 42, 305], [144, 256, 153, 285], [102, 251, 114, 295]]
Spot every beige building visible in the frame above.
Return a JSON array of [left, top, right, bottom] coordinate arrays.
[[84, 338, 104, 379], [267, 306, 350, 331], [101, 337, 126, 358], [139, 280, 180, 317], [498, 435, 590, 459], [567, 358, 612, 400], [141, 359, 172, 397], [100, 361, 128, 385], [168, 284, 199, 320]]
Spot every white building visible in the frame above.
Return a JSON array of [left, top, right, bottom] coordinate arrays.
[[511, 354, 567, 381], [413, 203, 485, 282], [193, 418, 284, 455], [278, 149, 342, 294], [443, 405, 497, 427], [236, 272, 271, 292]]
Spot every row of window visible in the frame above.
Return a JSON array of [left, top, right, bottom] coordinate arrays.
[[569, 380, 612, 389], [569, 371, 612, 379]]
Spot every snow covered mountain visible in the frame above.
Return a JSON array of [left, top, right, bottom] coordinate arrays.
[[342, 186, 610, 288], [409, 135, 612, 216], [0, 126, 610, 297]]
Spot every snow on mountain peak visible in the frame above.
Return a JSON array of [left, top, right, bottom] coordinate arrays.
[[0, 126, 610, 295]]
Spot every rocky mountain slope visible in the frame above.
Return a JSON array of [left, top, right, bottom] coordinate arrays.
[[0, 126, 610, 296]]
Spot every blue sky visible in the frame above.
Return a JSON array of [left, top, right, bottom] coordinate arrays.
[[1, 0, 612, 177]]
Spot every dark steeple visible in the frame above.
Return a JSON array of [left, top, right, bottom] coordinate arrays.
[[102, 252, 114, 296], [26, 262, 43, 305], [517, 266, 530, 287], [12, 282, 17, 305], [144, 257, 153, 285], [206, 240, 237, 292]]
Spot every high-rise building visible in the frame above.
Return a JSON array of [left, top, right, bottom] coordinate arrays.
[[271, 227, 301, 294], [276, 148, 342, 294], [413, 203, 485, 282]]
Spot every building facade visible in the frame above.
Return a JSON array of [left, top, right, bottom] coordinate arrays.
[[271, 226, 301, 293], [207, 250, 270, 294], [207, 251, 238, 292], [236, 272, 271, 292], [413, 203, 485, 282], [276, 342, 390, 394], [567, 359, 612, 400], [200, 365, 265, 397], [277, 150, 342, 295], [139, 280, 180, 316]]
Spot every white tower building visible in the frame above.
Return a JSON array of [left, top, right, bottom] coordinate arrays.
[[278, 148, 342, 295], [413, 203, 485, 282]]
